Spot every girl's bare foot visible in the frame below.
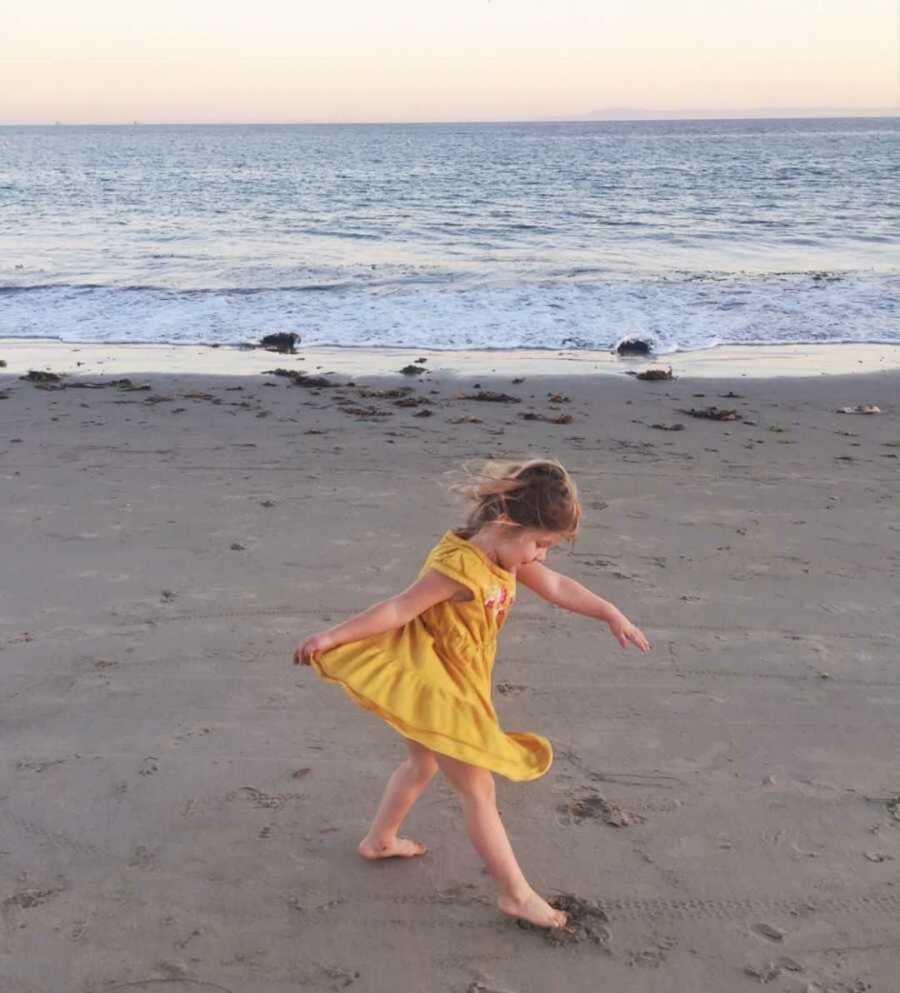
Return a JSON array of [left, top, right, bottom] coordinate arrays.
[[498, 890, 568, 929], [357, 836, 427, 860]]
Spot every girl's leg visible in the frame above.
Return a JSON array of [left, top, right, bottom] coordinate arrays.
[[358, 738, 438, 860], [434, 753, 567, 929]]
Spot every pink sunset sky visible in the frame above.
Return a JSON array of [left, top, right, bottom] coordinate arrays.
[[3, 0, 897, 124]]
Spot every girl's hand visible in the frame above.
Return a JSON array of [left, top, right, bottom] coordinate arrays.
[[608, 614, 651, 653], [293, 632, 335, 666]]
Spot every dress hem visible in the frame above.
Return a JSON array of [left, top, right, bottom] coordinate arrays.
[[308, 657, 552, 783]]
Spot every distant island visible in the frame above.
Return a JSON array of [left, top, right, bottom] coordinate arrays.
[[578, 106, 899, 120]]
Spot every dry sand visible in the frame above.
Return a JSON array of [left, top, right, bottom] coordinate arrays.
[[1, 342, 898, 993]]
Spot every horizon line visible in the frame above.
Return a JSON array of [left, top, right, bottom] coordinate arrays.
[[3, 108, 899, 128]]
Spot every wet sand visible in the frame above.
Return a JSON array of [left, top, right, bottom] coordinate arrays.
[[1, 343, 898, 992]]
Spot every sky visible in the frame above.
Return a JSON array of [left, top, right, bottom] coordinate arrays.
[[2, 0, 897, 124]]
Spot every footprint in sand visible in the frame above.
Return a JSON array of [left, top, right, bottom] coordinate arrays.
[[559, 790, 644, 827], [128, 845, 159, 869], [517, 894, 611, 947]]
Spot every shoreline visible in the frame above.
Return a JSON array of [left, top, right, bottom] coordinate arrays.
[[2, 338, 900, 380]]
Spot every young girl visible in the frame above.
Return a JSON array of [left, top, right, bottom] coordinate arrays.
[[294, 458, 650, 930]]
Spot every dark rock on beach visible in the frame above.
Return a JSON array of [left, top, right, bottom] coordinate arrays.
[[616, 338, 654, 356], [259, 332, 300, 354]]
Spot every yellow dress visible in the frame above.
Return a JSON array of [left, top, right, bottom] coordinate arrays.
[[309, 530, 552, 781]]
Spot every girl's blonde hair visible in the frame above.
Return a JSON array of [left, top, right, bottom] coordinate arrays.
[[453, 458, 581, 540]]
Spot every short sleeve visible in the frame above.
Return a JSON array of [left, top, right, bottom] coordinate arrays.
[[421, 543, 483, 599]]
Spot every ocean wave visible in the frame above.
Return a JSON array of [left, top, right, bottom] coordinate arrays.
[[2, 270, 897, 353]]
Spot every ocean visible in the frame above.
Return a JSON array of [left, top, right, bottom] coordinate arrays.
[[1, 117, 897, 354]]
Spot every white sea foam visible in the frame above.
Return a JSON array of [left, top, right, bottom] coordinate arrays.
[[1, 270, 896, 352]]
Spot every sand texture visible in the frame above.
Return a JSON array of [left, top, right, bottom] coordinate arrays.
[[1, 350, 898, 992]]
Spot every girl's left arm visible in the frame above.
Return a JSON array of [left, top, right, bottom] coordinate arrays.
[[517, 563, 651, 652]]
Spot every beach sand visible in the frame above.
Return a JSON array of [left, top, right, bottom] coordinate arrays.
[[1, 341, 898, 992]]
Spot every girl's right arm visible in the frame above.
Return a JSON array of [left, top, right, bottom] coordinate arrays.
[[293, 569, 466, 665]]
